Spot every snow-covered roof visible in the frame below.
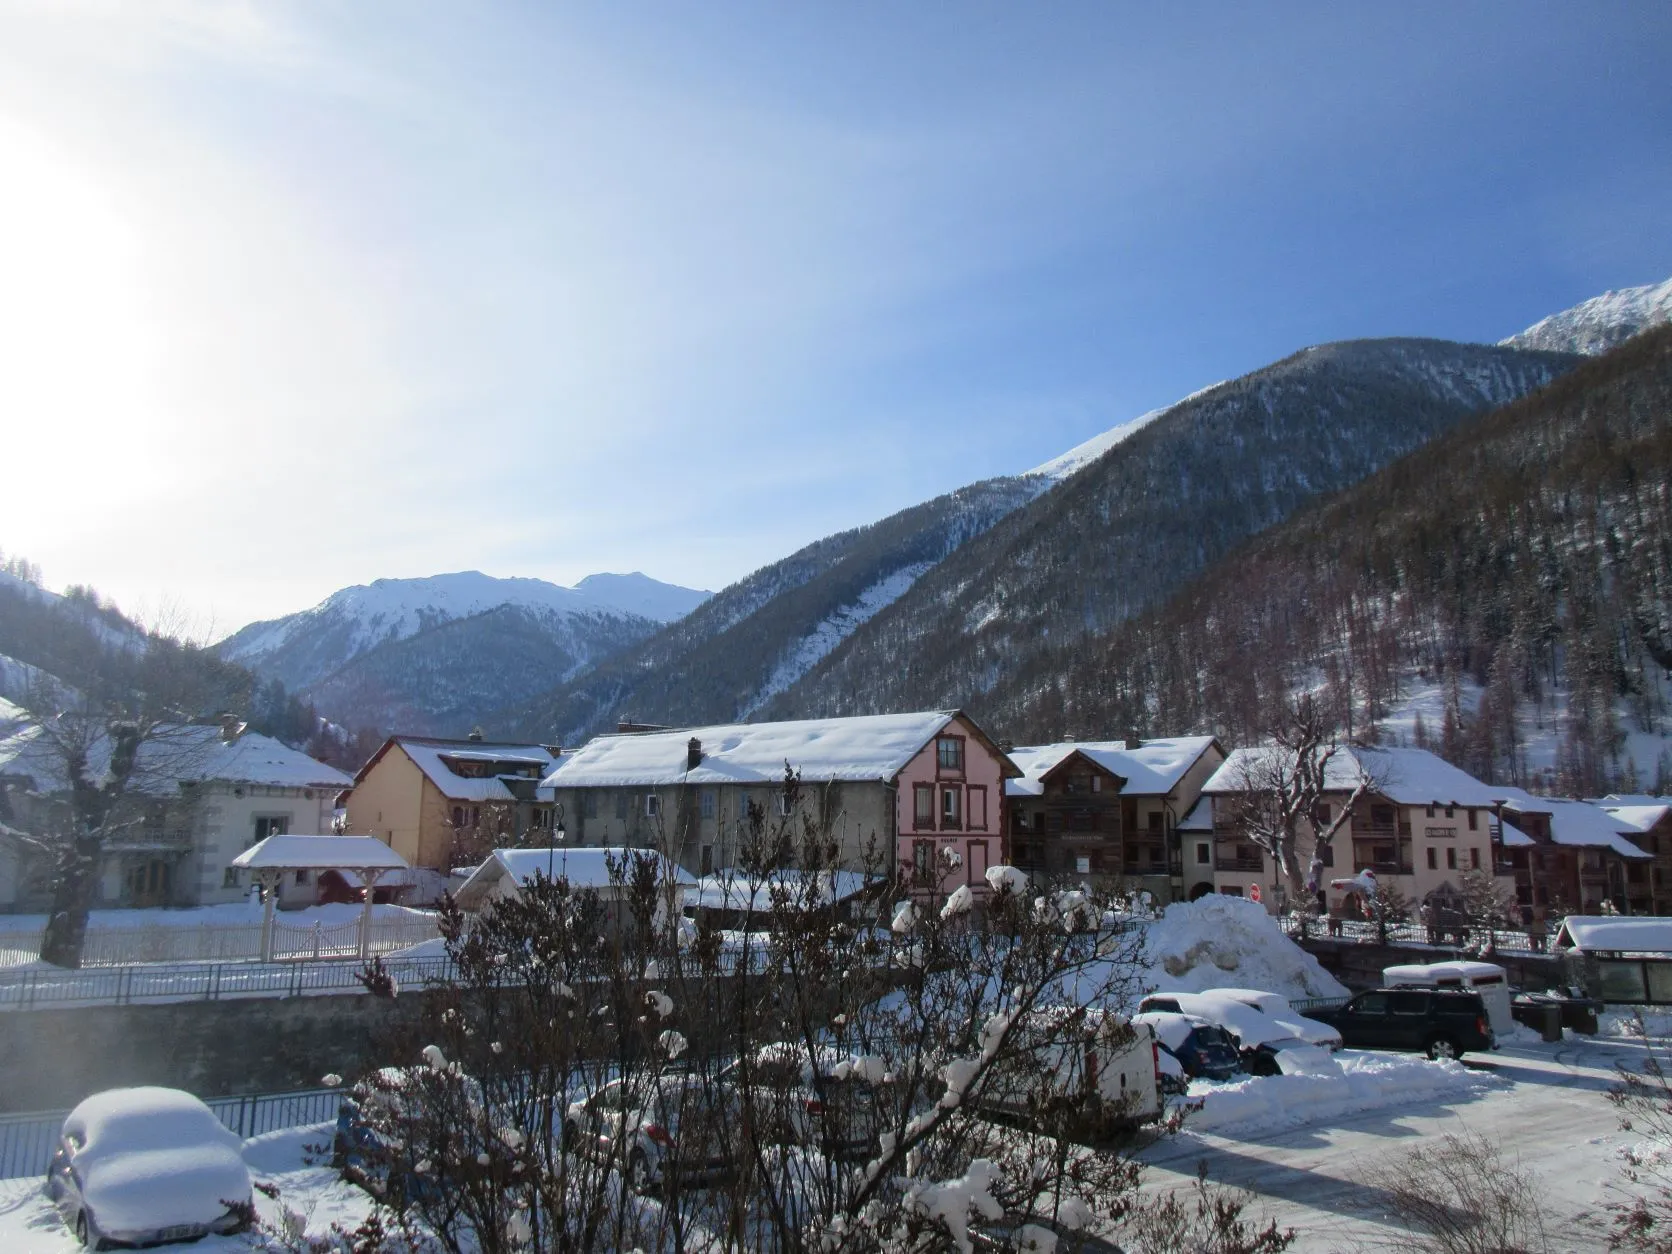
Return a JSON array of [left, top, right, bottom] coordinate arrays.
[[1498, 818, 1535, 848], [1177, 795, 1214, 833], [454, 846, 697, 904], [1004, 736, 1220, 798], [1202, 745, 1504, 808], [231, 834, 408, 872], [386, 737, 561, 802], [1556, 916, 1672, 955], [0, 723, 350, 794], [1603, 805, 1671, 832], [1382, 961, 1507, 984], [544, 711, 970, 788], [1597, 794, 1672, 808], [687, 870, 872, 914], [1498, 790, 1651, 858]]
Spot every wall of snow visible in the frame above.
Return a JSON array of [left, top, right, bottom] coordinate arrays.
[[1139, 895, 1349, 1002]]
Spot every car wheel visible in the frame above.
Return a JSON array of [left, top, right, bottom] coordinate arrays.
[[1426, 1035, 1461, 1061], [627, 1150, 654, 1195], [74, 1210, 106, 1251]]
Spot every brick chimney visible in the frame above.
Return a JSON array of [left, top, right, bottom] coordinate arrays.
[[687, 737, 703, 772], [1125, 731, 1143, 750]]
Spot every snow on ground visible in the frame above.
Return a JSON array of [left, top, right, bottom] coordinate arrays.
[[0, 1123, 372, 1252], [0, 902, 434, 935], [1136, 894, 1348, 1003], [1179, 1049, 1499, 1137]]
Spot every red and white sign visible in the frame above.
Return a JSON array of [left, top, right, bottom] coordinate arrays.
[[1248, 883, 1263, 904]]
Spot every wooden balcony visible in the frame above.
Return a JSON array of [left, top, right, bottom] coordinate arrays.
[[1215, 855, 1263, 872]]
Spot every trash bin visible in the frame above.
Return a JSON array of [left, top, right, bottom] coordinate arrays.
[[1540, 1004, 1563, 1043], [1565, 1002, 1599, 1036]]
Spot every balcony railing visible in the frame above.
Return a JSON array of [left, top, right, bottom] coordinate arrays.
[[1215, 856, 1263, 872]]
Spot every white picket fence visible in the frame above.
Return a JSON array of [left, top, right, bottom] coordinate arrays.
[[0, 915, 441, 967]]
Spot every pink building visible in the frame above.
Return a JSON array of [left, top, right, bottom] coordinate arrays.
[[893, 712, 1020, 895]]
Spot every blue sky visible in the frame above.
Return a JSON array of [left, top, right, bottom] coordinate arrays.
[[0, 2, 1668, 635]]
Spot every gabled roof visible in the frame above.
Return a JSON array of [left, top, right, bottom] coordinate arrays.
[[0, 723, 351, 794], [1556, 915, 1672, 954], [1177, 795, 1214, 833], [355, 736, 562, 803], [1004, 736, 1221, 798], [1602, 804, 1672, 832], [543, 710, 1012, 789], [1203, 745, 1504, 808], [231, 834, 408, 872], [1497, 790, 1652, 858], [453, 846, 695, 907]]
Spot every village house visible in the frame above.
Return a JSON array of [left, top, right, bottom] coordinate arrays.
[[0, 716, 351, 911], [1496, 789, 1652, 918], [452, 846, 695, 932], [1201, 746, 1511, 916], [1003, 735, 1225, 902], [541, 710, 1018, 893], [342, 733, 562, 882], [1596, 796, 1672, 915]]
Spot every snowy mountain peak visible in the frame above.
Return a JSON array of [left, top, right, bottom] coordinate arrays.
[[572, 572, 712, 623], [1501, 277, 1672, 356], [1025, 382, 1228, 482]]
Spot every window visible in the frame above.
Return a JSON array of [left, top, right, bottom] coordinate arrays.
[[1352, 992, 1389, 1015], [913, 840, 934, 874], [1427, 847, 1438, 870], [1445, 806, 1454, 819], [471, 806, 480, 826], [1148, 811, 1164, 834], [776, 793, 793, 817], [700, 789, 716, 819], [936, 736, 964, 773], [914, 785, 935, 829], [941, 788, 962, 830], [1075, 855, 1092, 875], [1389, 991, 1428, 1015], [252, 815, 289, 846], [968, 786, 988, 830], [1426, 805, 1435, 818], [701, 846, 714, 875], [1446, 847, 1457, 870], [615, 793, 627, 820], [1467, 809, 1478, 831], [1319, 842, 1335, 867], [1126, 844, 1139, 865], [223, 867, 241, 889], [1470, 848, 1481, 870], [294, 870, 310, 886], [1195, 842, 1211, 866], [582, 791, 597, 819], [644, 794, 661, 818]]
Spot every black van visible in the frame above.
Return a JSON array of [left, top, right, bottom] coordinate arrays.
[[1302, 988, 1496, 1060]]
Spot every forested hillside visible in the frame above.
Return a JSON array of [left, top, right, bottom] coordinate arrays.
[[984, 325, 1672, 795], [766, 339, 1576, 723], [0, 567, 363, 764], [498, 476, 1046, 741]]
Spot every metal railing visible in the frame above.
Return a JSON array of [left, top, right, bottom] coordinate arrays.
[[0, 955, 458, 1011], [0, 915, 441, 968], [1283, 915, 1558, 955], [0, 1086, 344, 1180]]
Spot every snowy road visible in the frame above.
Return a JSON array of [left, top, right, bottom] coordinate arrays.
[[1141, 1033, 1648, 1251]]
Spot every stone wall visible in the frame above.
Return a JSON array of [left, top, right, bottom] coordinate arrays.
[[1296, 937, 1573, 992], [0, 990, 436, 1113]]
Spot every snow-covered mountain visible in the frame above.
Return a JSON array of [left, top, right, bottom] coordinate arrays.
[[217, 570, 709, 733], [1501, 277, 1672, 356]]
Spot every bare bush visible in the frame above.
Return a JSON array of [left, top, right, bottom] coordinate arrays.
[[1366, 1126, 1552, 1254]]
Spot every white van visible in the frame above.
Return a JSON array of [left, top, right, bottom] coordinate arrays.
[[1382, 960, 1514, 1036]]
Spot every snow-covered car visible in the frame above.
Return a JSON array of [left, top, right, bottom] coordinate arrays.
[[1130, 1011, 1242, 1089], [44, 1086, 252, 1249], [564, 1075, 741, 1194], [979, 1006, 1163, 1132], [717, 1044, 886, 1161], [1199, 987, 1344, 1051], [1136, 992, 1312, 1075]]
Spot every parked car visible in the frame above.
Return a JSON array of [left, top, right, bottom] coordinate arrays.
[[979, 1006, 1164, 1132], [45, 1086, 252, 1250], [1204, 988, 1344, 1052], [1300, 987, 1496, 1059], [1130, 1011, 1242, 1090], [565, 1075, 740, 1194], [1135, 992, 1311, 1075], [717, 1044, 886, 1161], [332, 1066, 485, 1205]]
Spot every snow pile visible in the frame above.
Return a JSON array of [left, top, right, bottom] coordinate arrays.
[[1139, 894, 1348, 1002], [1183, 1050, 1497, 1136]]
